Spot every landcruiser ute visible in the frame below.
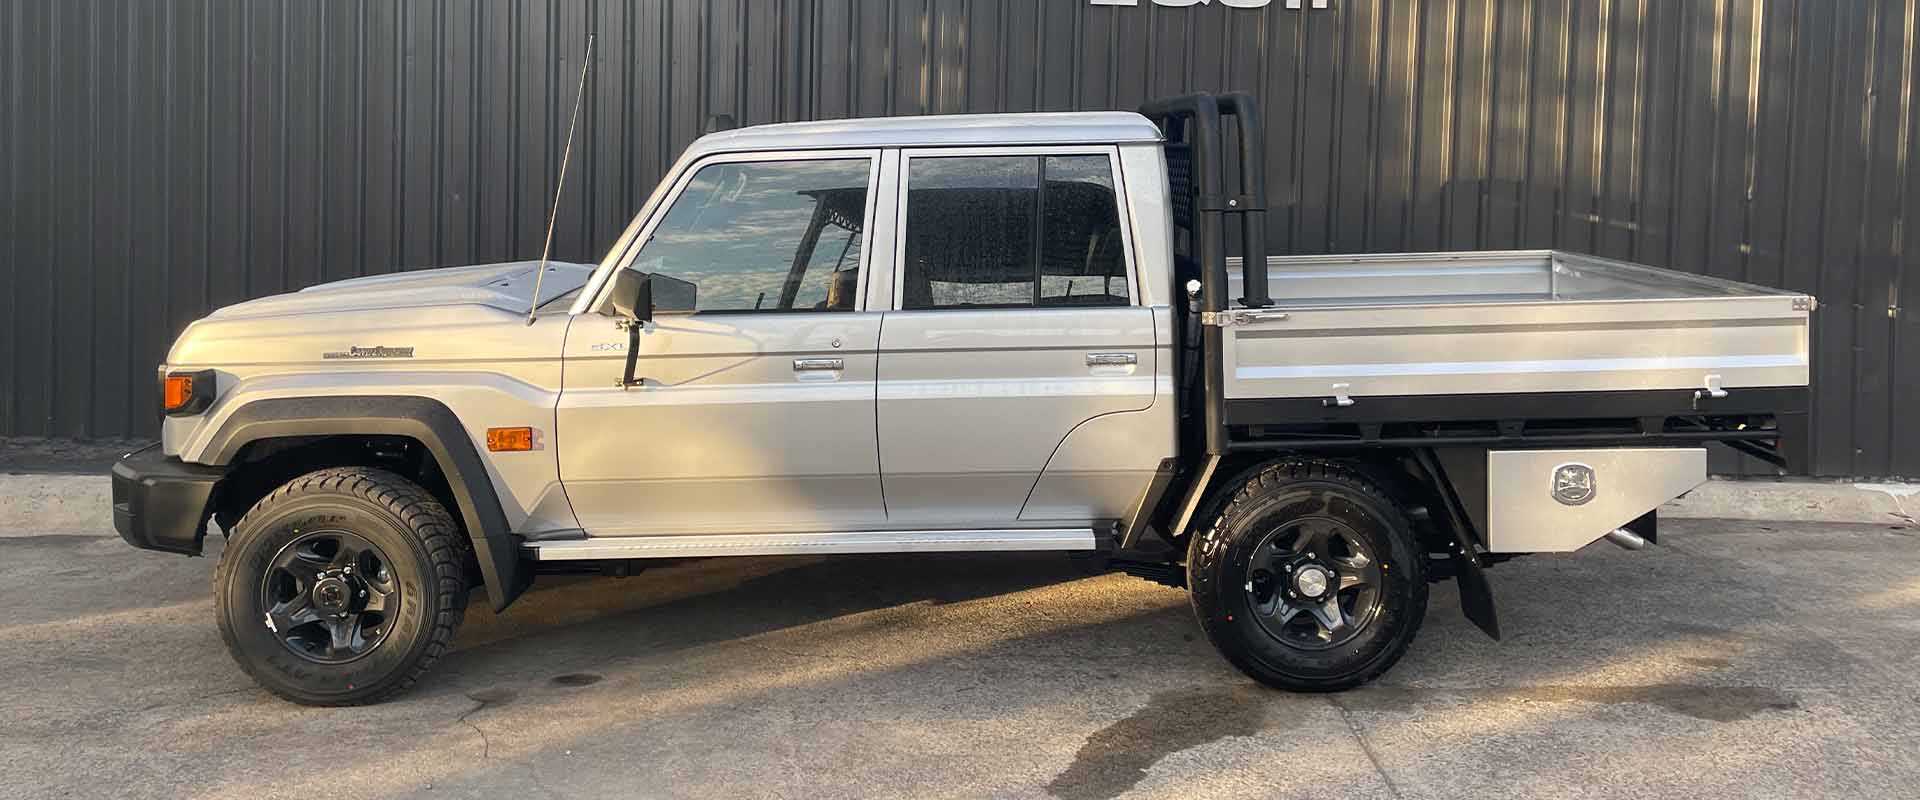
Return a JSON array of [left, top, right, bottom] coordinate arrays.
[[111, 93, 1813, 705]]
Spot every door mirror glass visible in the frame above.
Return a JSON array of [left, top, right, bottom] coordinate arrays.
[[649, 273, 698, 313]]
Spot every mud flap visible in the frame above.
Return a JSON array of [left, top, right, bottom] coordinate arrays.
[[1414, 448, 1500, 641], [1453, 552, 1500, 640]]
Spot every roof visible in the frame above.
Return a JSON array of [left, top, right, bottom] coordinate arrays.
[[684, 112, 1164, 158]]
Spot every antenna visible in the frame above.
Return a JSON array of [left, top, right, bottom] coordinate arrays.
[[528, 33, 595, 325]]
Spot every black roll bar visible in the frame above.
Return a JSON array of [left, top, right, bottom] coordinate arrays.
[[1214, 92, 1271, 309], [1139, 92, 1272, 456]]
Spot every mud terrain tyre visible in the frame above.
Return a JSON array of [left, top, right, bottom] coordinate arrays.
[[215, 467, 469, 706], [1188, 458, 1427, 691]]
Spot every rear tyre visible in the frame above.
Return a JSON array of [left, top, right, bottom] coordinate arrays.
[[215, 467, 469, 706], [1188, 458, 1427, 691]]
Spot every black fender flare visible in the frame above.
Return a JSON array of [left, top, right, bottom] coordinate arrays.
[[201, 395, 529, 612]]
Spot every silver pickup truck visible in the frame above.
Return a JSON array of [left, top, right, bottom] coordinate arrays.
[[111, 93, 1812, 706]]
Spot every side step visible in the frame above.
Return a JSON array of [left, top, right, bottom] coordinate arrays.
[[524, 528, 1099, 561]]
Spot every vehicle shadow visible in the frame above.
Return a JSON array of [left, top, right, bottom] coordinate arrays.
[[446, 550, 1194, 673], [435, 519, 1916, 708], [62, 519, 1914, 799], [330, 522, 1916, 797]]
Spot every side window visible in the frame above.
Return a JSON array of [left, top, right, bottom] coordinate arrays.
[[632, 158, 871, 312], [901, 154, 1129, 310], [1039, 156, 1129, 306]]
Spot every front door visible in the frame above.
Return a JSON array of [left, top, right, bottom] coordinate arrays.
[[877, 149, 1157, 524], [558, 153, 886, 536]]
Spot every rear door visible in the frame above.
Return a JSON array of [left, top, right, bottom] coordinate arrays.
[[876, 148, 1157, 525], [558, 151, 887, 536]]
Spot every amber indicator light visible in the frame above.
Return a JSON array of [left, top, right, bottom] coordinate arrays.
[[162, 375, 195, 411], [486, 427, 535, 452]]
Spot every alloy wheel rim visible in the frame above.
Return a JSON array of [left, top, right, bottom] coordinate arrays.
[[258, 530, 401, 664], [1242, 516, 1384, 651]]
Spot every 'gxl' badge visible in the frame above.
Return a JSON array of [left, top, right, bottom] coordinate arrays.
[[1551, 463, 1597, 506]]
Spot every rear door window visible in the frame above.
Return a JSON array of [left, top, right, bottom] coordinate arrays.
[[900, 153, 1129, 310]]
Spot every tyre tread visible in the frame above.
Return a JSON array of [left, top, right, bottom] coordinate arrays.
[[1188, 457, 1429, 691], [215, 466, 470, 706]]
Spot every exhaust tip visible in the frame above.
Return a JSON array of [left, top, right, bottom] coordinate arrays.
[[1604, 528, 1649, 550]]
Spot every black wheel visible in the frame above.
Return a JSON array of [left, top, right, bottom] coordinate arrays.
[[215, 467, 470, 706], [1187, 458, 1427, 691]]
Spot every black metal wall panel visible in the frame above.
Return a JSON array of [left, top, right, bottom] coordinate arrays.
[[3, 0, 1917, 477]]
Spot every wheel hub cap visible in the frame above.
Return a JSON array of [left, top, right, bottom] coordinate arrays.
[[310, 574, 355, 614], [1292, 564, 1331, 599]]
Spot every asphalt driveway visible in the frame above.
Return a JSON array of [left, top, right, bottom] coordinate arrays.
[[1, 517, 1915, 799]]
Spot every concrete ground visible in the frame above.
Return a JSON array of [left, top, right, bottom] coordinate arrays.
[[2, 517, 1916, 800]]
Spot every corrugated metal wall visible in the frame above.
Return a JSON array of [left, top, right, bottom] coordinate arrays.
[[3, 0, 1916, 477]]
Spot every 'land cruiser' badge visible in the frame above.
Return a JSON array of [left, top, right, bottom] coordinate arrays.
[[323, 345, 415, 360], [1551, 463, 1597, 506]]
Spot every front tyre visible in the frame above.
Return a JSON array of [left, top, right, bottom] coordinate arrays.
[[1188, 459, 1427, 691], [215, 467, 470, 706]]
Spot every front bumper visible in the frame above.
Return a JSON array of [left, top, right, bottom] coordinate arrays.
[[110, 444, 226, 556]]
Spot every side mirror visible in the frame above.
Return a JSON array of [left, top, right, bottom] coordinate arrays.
[[609, 269, 653, 323]]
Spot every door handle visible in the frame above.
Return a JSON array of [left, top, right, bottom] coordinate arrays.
[[793, 358, 845, 371], [1086, 352, 1137, 367]]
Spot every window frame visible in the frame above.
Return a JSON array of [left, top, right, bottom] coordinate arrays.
[[587, 149, 884, 316], [890, 145, 1140, 313]]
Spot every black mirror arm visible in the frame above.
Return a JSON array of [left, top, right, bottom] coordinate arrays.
[[614, 272, 653, 389], [616, 317, 648, 390]]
